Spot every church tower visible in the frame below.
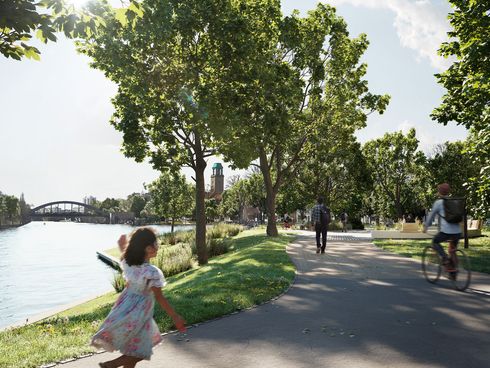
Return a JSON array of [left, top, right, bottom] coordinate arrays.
[[210, 163, 224, 196]]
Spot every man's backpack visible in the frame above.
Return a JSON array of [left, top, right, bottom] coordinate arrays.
[[443, 198, 465, 224], [320, 206, 331, 226]]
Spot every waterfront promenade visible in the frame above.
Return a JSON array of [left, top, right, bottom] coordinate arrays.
[[63, 232, 490, 368]]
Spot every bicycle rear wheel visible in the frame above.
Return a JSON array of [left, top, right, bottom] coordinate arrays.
[[451, 249, 471, 291], [422, 245, 441, 283]]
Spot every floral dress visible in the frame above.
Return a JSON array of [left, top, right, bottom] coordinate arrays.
[[91, 260, 166, 360]]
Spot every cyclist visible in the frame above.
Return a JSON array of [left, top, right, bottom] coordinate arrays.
[[423, 183, 461, 279]]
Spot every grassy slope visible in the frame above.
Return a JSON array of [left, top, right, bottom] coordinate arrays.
[[0, 229, 295, 368], [373, 231, 490, 274]]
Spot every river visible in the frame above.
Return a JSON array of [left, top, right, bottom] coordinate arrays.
[[0, 221, 193, 329]]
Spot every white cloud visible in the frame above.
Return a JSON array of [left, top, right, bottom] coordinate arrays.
[[329, 0, 452, 71], [397, 120, 438, 153]]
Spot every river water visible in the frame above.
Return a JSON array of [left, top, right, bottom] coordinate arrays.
[[0, 222, 193, 329]]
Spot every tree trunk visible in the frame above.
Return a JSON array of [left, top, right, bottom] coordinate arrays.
[[259, 148, 278, 236], [195, 152, 208, 265], [171, 217, 175, 234]]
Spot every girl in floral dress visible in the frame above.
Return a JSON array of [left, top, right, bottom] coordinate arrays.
[[92, 228, 186, 368]]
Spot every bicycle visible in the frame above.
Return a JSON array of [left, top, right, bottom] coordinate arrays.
[[422, 240, 471, 291]]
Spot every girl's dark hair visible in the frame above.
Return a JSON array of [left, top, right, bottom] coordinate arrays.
[[123, 228, 157, 266]]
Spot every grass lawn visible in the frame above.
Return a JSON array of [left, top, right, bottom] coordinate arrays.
[[0, 228, 296, 368], [373, 231, 490, 274]]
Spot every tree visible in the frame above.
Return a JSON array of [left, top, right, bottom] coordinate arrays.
[[292, 136, 372, 223], [220, 179, 248, 222], [221, 3, 389, 236], [78, 0, 259, 264], [0, 0, 104, 60], [0, 194, 6, 225], [147, 171, 194, 233], [4, 195, 19, 223], [431, 0, 490, 218], [427, 141, 479, 199], [205, 198, 219, 223], [362, 129, 430, 220], [99, 198, 121, 212], [126, 192, 146, 218]]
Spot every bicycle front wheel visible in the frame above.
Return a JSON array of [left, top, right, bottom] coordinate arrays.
[[452, 249, 471, 291], [422, 245, 441, 283]]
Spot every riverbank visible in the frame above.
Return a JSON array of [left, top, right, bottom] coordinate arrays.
[[0, 228, 296, 368], [0, 223, 23, 230]]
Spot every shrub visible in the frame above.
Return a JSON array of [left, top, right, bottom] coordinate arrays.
[[350, 218, 365, 230], [111, 271, 125, 293], [327, 221, 343, 231], [206, 223, 244, 239], [206, 237, 231, 257], [153, 243, 194, 277]]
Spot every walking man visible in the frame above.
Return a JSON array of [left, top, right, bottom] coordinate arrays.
[[311, 196, 331, 254]]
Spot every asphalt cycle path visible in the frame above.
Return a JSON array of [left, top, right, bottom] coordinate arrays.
[[62, 231, 490, 368]]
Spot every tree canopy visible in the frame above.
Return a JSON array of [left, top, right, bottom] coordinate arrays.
[[229, 3, 389, 235], [363, 129, 430, 220], [0, 0, 105, 60], [432, 0, 490, 218]]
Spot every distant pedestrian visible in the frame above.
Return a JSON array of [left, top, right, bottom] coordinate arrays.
[[311, 196, 331, 254], [340, 211, 349, 233], [92, 228, 186, 368]]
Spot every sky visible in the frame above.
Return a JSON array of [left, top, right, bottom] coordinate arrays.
[[0, 0, 467, 206]]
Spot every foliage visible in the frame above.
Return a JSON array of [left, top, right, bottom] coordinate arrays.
[[77, 0, 274, 264], [362, 128, 431, 220], [153, 243, 194, 277], [427, 140, 483, 216], [111, 271, 125, 293], [205, 198, 219, 222], [432, 1, 490, 218], [218, 2, 389, 236], [0, 192, 23, 225], [147, 171, 194, 232], [219, 179, 249, 222], [126, 192, 147, 218], [0, 0, 106, 60], [206, 237, 231, 258], [98, 197, 121, 212]]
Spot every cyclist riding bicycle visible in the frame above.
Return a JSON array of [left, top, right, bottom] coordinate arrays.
[[423, 183, 462, 279]]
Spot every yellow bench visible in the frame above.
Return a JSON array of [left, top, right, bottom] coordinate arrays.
[[401, 222, 420, 233]]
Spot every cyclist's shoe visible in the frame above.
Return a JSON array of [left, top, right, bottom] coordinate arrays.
[[448, 271, 458, 281]]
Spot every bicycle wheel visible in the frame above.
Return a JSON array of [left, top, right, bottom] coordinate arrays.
[[422, 245, 442, 283], [451, 249, 471, 291]]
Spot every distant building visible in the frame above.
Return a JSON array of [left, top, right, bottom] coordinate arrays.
[[206, 163, 224, 202], [83, 196, 97, 206]]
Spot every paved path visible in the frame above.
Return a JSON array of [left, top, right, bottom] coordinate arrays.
[[63, 232, 490, 368]]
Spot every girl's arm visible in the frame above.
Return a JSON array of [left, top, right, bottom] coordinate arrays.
[[118, 234, 128, 253], [151, 287, 186, 332]]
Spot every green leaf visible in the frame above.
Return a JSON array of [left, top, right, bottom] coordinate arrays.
[[114, 8, 128, 27]]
